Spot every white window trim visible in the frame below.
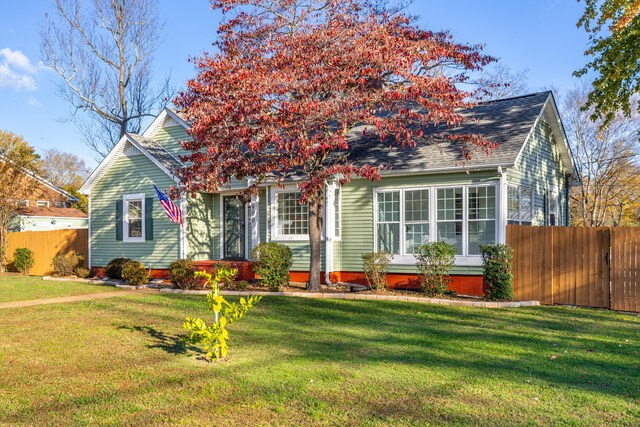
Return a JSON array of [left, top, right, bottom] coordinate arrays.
[[36, 200, 50, 208], [547, 185, 560, 226], [123, 193, 145, 243], [373, 183, 499, 266], [270, 186, 311, 241], [330, 185, 342, 241]]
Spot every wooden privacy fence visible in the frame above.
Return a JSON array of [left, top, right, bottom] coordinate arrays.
[[507, 225, 640, 312], [5, 229, 88, 276]]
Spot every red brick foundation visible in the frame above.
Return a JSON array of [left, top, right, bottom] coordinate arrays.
[[92, 263, 485, 297]]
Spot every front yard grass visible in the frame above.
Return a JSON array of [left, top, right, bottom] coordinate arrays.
[[0, 286, 638, 426], [0, 275, 120, 303]]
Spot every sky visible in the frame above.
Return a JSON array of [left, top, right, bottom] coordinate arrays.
[[0, 0, 590, 168]]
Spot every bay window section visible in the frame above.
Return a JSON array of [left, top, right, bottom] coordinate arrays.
[[436, 188, 463, 255], [467, 186, 496, 255], [376, 191, 400, 254]]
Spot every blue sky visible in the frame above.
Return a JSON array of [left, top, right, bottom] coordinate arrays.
[[0, 0, 589, 168]]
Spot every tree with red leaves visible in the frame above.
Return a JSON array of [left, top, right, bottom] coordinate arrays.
[[175, 0, 496, 291]]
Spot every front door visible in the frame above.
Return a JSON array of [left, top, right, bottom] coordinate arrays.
[[223, 196, 246, 260]]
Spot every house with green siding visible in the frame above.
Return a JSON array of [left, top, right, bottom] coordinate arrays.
[[80, 91, 575, 296]]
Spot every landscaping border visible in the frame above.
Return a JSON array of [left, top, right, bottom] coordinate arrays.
[[159, 288, 539, 308]]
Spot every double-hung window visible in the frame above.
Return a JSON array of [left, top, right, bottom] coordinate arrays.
[[467, 186, 496, 255], [436, 188, 463, 254], [123, 194, 145, 242], [376, 191, 401, 254], [36, 200, 50, 208], [507, 185, 533, 225], [375, 184, 497, 263]]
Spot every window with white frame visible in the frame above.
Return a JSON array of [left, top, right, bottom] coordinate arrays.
[[404, 189, 430, 254], [123, 194, 145, 242], [548, 186, 560, 226], [54, 201, 65, 208], [277, 191, 308, 236], [36, 200, 49, 208], [375, 185, 497, 261], [376, 191, 401, 254], [436, 188, 463, 254], [467, 186, 496, 255], [507, 185, 533, 225]]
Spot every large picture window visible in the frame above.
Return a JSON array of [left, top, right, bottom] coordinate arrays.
[[507, 185, 533, 225], [123, 194, 145, 242], [375, 185, 497, 262]]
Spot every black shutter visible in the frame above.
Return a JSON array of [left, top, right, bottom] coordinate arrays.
[[115, 200, 123, 241], [145, 197, 154, 241]]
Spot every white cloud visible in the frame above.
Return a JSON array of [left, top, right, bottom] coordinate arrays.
[[26, 96, 43, 108], [0, 48, 41, 91]]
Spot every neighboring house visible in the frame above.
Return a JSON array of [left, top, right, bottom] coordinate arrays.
[[80, 91, 576, 296], [6, 168, 88, 232]]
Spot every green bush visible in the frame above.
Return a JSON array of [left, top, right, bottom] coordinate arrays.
[[121, 260, 148, 287], [13, 248, 35, 275], [481, 244, 514, 301], [235, 280, 249, 290], [105, 257, 132, 280], [361, 251, 392, 290], [74, 267, 91, 279], [52, 253, 85, 277], [415, 242, 457, 296], [211, 262, 238, 288], [250, 242, 292, 291], [169, 259, 198, 289]]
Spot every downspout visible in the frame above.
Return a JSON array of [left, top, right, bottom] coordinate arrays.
[[498, 166, 508, 244], [324, 181, 336, 285]]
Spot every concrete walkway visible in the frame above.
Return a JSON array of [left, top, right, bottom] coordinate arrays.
[[0, 290, 142, 309]]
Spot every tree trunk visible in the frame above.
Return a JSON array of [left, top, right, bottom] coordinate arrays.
[[307, 192, 324, 291]]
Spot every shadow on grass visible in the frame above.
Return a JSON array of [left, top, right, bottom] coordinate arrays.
[[118, 325, 200, 356]]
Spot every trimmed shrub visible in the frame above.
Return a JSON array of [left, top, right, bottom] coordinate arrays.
[[481, 244, 514, 301], [169, 259, 198, 289], [250, 242, 292, 291], [74, 267, 91, 278], [13, 248, 35, 275], [361, 251, 392, 290], [105, 257, 132, 280], [52, 253, 85, 277], [121, 260, 148, 286], [415, 242, 457, 296]]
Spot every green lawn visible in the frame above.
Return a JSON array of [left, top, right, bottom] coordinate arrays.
[[0, 275, 120, 303], [0, 287, 638, 426]]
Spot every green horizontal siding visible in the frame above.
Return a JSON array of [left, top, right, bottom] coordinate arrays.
[[152, 126, 191, 159], [340, 172, 500, 275], [187, 193, 214, 260], [507, 120, 569, 226], [90, 153, 180, 268]]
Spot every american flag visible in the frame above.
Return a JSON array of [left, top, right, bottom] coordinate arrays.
[[153, 185, 183, 225]]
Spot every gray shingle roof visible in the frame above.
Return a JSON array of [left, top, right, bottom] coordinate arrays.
[[346, 91, 551, 172], [127, 133, 183, 173]]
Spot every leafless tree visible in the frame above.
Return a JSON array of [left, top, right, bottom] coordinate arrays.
[[562, 83, 640, 227], [473, 63, 530, 101], [40, 0, 171, 159], [39, 148, 91, 190]]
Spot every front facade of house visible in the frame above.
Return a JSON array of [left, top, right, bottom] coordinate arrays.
[[81, 92, 575, 296]]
